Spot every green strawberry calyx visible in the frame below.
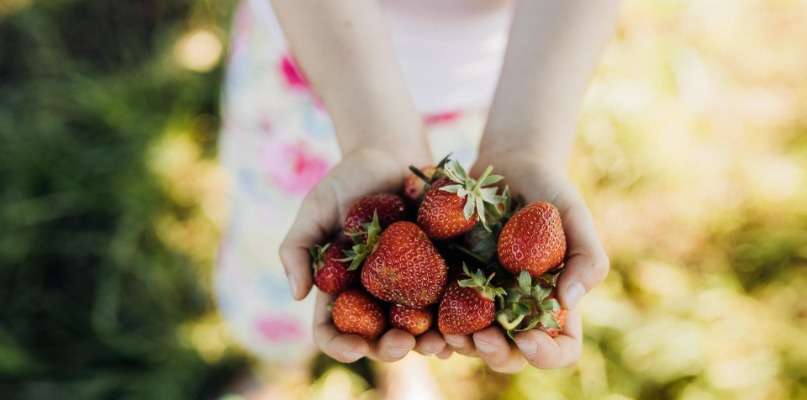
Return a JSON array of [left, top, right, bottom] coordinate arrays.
[[308, 243, 331, 275], [458, 263, 506, 302], [338, 211, 382, 271], [439, 160, 505, 229], [496, 271, 564, 339]]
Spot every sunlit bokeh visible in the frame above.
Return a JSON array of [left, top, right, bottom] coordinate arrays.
[[175, 28, 224, 72]]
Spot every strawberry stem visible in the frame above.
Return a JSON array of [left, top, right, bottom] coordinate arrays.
[[408, 165, 432, 184]]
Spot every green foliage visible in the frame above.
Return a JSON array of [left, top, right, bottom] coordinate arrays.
[[0, 0, 248, 398]]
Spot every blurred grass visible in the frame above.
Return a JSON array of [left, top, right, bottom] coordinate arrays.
[[0, 0, 249, 398], [1, 0, 807, 399]]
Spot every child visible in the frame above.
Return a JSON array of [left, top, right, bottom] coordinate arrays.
[[216, 0, 618, 373]]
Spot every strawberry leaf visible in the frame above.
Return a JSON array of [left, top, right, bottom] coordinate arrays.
[[506, 290, 523, 304], [517, 271, 532, 294], [532, 286, 551, 302], [541, 298, 560, 312], [539, 268, 563, 287], [518, 315, 543, 332], [463, 225, 498, 262], [480, 174, 503, 186], [310, 243, 330, 273], [540, 312, 560, 330], [497, 311, 525, 333], [338, 212, 381, 271], [463, 196, 475, 220], [479, 187, 501, 204], [513, 302, 530, 316], [475, 196, 486, 226], [439, 184, 463, 194]]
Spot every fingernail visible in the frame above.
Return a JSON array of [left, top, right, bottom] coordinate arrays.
[[476, 340, 496, 353], [564, 282, 586, 309], [287, 273, 299, 299], [445, 336, 464, 348], [516, 338, 538, 356], [387, 347, 409, 358], [343, 350, 364, 361]]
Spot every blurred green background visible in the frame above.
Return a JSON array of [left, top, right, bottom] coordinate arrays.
[[1, 0, 806, 399]]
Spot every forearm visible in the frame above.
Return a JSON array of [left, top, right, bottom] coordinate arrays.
[[480, 0, 620, 165], [270, 0, 428, 162]]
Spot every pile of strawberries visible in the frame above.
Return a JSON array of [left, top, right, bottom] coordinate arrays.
[[311, 156, 568, 343]]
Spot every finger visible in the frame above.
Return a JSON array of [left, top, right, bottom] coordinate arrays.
[[279, 182, 340, 300], [556, 193, 610, 309], [473, 327, 526, 373], [443, 334, 476, 356], [472, 327, 510, 366], [313, 292, 369, 362], [414, 330, 446, 355], [369, 329, 416, 362], [436, 347, 453, 359], [514, 308, 583, 369]]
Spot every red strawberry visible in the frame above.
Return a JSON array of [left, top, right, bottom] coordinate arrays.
[[403, 165, 437, 203], [417, 178, 477, 239], [332, 289, 386, 340], [343, 194, 407, 236], [389, 304, 432, 336], [310, 241, 356, 295], [498, 201, 566, 278], [417, 161, 503, 240], [361, 221, 448, 308], [437, 266, 505, 335]]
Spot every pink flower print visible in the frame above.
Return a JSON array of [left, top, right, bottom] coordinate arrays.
[[255, 314, 304, 343], [280, 54, 310, 90], [424, 110, 462, 126], [261, 139, 330, 195], [279, 54, 326, 108]]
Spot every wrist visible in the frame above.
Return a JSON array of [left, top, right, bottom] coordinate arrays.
[[343, 144, 431, 171], [476, 145, 570, 173], [335, 121, 431, 167]]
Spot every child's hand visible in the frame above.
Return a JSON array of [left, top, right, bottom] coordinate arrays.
[[279, 148, 448, 362], [442, 153, 609, 372]]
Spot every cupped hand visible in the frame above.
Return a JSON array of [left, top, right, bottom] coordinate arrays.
[[446, 153, 609, 372], [279, 148, 449, 363]]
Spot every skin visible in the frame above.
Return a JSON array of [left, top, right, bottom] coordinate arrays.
[[275, 0, 619, 369]]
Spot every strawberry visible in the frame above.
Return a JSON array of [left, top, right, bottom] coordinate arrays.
[[360, 221, 448, 308], [403, 165, 437, 203], [497, 271, 567, 339], [310, 241, 357, 295], [389, 304, 432, 336], [437, 265, 506, 335], [497, 201, 566, 278], [332, 289, 387, 340], [343, 193, 407, 236], [417, 160, 504, 240], [417, 178, 477, 240]]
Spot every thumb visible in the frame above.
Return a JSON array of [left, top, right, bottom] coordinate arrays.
[[556, 194, 609, 309], [279, 181, 340, 300]]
